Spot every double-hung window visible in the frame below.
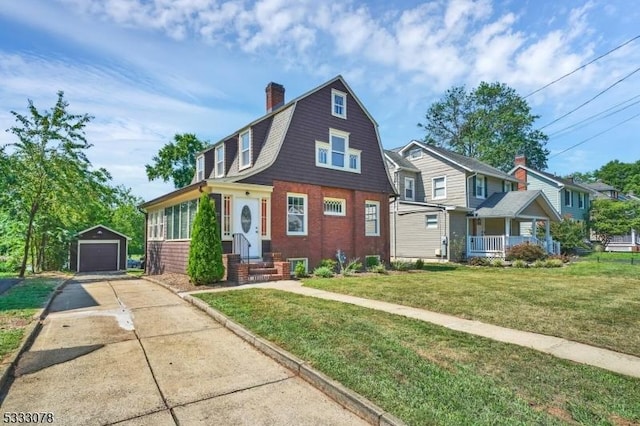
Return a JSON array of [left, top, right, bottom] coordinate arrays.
[[433, 176, 446, 199], [565, 190, 573, 207], [287, 193, 307, 235], [239, 130, 251, 169], [365, 201, 380, 236], [332, 89, 347, 118], [404, 177, 415, 201], [316, 129, 360, 173], [215, 145, 225, 177], [196, 155, 205, 181], [473, 175, 486, 199], [425, 214, 438, 229], [578, 192, 585, 209]]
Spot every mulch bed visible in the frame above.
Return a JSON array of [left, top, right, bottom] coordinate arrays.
[[146, 273, 232, 293]]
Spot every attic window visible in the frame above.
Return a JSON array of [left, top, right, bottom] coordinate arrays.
[[315, 129, 361, 173], [407, 148, 422, 159], [196, 155, 204, 181], [215, 145, 225, 177], [332, 89, 347, 119], [239, 130, 251, 170]]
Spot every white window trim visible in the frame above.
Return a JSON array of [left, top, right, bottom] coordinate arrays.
[[433, 176, 446, 200], [315, 129, 361, 174], [196, 155, 205, 181], [425, 214, 438, 229], [331, 89, 347, 119], [365, 200, 380, 237], [215, 145, 225, 178], [323, 197, 346, 216], [578, 192, 585, 209], [148, 210, 165, 241], [287, 193, 308, 236], [475, 175, 486, 199], [565, 189, 573, 207], [288, 258, 308, 275], [407, 148, 422, 159], [239, 129, 252, 170], [404, 177, 415, 201]]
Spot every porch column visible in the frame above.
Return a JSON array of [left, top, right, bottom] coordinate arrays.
[[632, 229, 637, 246], [531, 219, 537, 239], [545, 220, 551, 252], [504, 218, 511, 237]]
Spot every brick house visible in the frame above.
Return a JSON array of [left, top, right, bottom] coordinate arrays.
[[141, 76, 395, 281]]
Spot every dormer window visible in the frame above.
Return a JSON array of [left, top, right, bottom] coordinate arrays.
[[239, 129, 251, 170], [332, 89, 347, 119], [315, 129, 361, 173], [196, 155, 204, 181], [215, 145, 225, 177]]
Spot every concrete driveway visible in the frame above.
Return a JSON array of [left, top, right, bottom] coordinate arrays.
[[0, 277, 366, 425]]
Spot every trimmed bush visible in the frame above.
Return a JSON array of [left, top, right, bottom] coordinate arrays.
[[369, 264, 387, 274], [532, 260, 545, 268], [544, 259, 563, 268], [313, 266, 334, 278], [415, 258, 425, 270], [490, 258, 505, 268], [187, 193, 225, 285], [468, 257, 490, 266], [512, 259, 527, 268], [294, 261, 308, 278], [318, 258, 338, 272], [506, 242, 546, 262]]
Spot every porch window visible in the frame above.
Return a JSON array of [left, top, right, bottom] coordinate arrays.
[[433, 176, 446, 199], [404, 177, 415, 201], [473, 175, 487, 199], [148, 210, 164, 240], [287, 193, 307, 235], [215, 145, 225, 177], [239, 129, 251, 169], [578, 193, 585, 209], [164, 200, 198, 240], [564, 189, 573, 207], [425, 214, 438, 229], [365, 201, 380, 236]]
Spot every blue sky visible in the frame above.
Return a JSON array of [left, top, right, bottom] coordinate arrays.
[[1, 0, 639, 200]]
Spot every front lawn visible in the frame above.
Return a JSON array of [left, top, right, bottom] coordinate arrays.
[[302, 261, 640, 357], [0, 276, 64, 361], [196, 289, 640, 426]]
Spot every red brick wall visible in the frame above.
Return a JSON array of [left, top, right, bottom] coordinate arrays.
[[270, 180, 389, 269], [514, 168, 527, 191], [146, 241, 189, 274]]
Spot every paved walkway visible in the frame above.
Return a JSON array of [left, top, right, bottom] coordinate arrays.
[[0, 278, 367, 425], [190, 280, 640, 379]]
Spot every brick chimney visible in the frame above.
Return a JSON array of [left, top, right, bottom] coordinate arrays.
[[514, 154, 527, 191], [265, 82, 285, 113]]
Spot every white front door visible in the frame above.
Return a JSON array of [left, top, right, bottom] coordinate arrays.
[[234, 198, 261, 258]]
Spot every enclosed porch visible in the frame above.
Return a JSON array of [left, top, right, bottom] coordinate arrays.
[[466, 191, 562, 259]]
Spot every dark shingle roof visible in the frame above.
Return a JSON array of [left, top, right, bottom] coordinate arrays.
[[475, 190, 560, 220], [583, 181, 618, 192], [384, 150, 420, 172]]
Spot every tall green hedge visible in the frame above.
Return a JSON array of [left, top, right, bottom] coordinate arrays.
[[187, 193, 225, 285]]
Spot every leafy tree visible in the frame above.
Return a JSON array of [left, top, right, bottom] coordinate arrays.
[[145, 133, 208, 188], [550, 216, 588, 255], [594, 160, 640, 195], [4, 91, 98, 277], [418, 82, 549, 172], [567, 171, 596, 184], [187, 193, 224, 284], [589, 199, 640, 248], [107, 186, 145, 255]]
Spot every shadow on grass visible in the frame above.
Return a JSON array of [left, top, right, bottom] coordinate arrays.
[[418, 264, 461, 272]]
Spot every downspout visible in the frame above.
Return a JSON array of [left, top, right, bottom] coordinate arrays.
[[393, 170, 399, 259], [138, 206, 148, 274]]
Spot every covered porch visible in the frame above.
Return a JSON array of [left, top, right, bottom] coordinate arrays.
[[466, 191, 562, 258]]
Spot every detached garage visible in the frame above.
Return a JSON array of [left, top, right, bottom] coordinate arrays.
[[70, 225, 130, 272]]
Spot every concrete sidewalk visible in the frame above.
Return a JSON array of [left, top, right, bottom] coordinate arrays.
[[0, 278, 368, 425], [191, 280, 640, 379]]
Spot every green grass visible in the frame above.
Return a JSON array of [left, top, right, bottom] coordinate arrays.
[[0, 276, 63, 361], [0, 272, 17, 279], [196, 289, 640, 426], [302, 261, 640, 357], [126, 269, 144, 278]]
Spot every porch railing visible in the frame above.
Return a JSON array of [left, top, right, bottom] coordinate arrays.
[[467, 235, 561, 257], [232, 233, 251, 264], [609, 234, 640, 245]]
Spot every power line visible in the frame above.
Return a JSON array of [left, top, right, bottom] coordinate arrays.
[[538, 66, 640, 130], [548, 94, 640, 138], [548, 110, 640, 159], [524, 34, 640, 98]]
